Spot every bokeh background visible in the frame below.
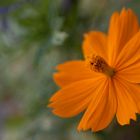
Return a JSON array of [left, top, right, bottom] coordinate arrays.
[[0, 0, 140, 140]]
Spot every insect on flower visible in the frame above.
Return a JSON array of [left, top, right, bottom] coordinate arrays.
[[48, 8, 140, 132]]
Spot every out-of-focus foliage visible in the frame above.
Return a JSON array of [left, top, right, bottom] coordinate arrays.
[[0, 0, 140, 140]]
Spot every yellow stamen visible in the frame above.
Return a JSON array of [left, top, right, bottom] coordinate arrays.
[[86, 55, 115, 77]]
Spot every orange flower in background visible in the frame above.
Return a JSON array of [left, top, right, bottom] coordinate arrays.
[[48, 8, 140, 132]]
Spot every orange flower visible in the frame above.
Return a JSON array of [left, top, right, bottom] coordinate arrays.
[[48, 8, 140, 132]]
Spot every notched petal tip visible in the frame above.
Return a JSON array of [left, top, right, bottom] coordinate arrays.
[[77, 124, 88, 132], [118, 114, 137, 126], [120, 7, 135, 14], [77, 123, 103, 132], [47, 102, 54, 108], [49, 92, 59, 102], [53, 73, 60, 85], [120, 7, 127, 13]]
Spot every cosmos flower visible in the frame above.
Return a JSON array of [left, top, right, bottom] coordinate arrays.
[[48, 8, 140, 132]]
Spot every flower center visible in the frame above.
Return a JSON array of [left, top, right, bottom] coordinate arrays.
[[86, 55, 115, 77]]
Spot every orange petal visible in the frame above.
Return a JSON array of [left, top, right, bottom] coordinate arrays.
[[82, 31, 107, 60], [118, 78, 140, 113], [114, 77, 138, 125], [117, 56, 140, 83], [54, 60, 103, 87], [108, 12, 120, 65], [48, 77, 105, 118], [108, 8, 139, 66], [115, 31, 140, 72], [77, 78, 117, 132]]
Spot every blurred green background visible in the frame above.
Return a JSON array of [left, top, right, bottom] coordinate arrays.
[[0, 0, 140, 140]]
